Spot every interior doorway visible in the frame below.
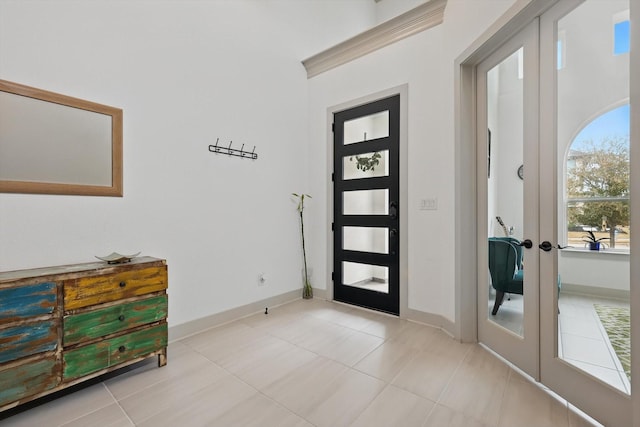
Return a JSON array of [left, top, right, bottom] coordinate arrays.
[[457, 0, 636, 426]]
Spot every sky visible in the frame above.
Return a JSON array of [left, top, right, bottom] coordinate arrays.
[[571, 104, 630, 151]]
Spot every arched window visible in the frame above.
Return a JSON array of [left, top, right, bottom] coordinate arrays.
[[566, 104, 630, 250]]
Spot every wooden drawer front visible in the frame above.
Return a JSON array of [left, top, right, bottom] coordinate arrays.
[[0, 282, 56, 323], [64, 295, 168, 346], [64, 266, 167, 311], [0, 320, 58, 364], [0, 356, 60, 407], [63, 323, 167, 381]]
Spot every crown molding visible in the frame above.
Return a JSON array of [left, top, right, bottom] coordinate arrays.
[[302, 0, 447, 78]]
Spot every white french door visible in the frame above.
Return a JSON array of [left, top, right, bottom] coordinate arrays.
[[476, 19, 540, 379], [539, 1, 632, 426], [476, 1, 634, 425]]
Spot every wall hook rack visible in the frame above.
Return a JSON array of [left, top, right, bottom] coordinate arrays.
[[208, 138, 258, 160]]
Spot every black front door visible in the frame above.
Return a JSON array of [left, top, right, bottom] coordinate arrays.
[[333, 94, 400, 315]]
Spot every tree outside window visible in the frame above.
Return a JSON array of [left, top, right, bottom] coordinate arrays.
[[566, 106, 630, 249]]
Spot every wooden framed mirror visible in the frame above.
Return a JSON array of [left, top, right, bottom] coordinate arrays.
[[0, 79, 123, 196]]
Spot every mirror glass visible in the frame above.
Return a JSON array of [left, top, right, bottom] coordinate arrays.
[[0, 80, 123, 196]]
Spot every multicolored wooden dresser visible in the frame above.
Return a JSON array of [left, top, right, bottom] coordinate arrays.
[[0, 257, 168, 412]]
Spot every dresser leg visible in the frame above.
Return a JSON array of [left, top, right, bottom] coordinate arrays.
[[158, 348, 167, 367]]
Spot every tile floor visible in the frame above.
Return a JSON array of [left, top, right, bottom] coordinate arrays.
[[558, 293, 631, 394], [1, 299, 601, 427], [489, 290, 631, 394]]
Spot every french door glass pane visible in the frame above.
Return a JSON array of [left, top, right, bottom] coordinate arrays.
[[556, 0, 631, 394], [486, 47, 525, 337], [343, 189, 388, 215], [342, 261, 389, 293], [343, 226, 388, 254], [343, 111, 389, 145]]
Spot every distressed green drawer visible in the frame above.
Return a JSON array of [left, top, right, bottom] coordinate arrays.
[[63, 323, 167, 381], [0, 282, 56, 323], [0, 356, 60, 407], [63, 295, 168, 346], [0, 320, 58, 364]]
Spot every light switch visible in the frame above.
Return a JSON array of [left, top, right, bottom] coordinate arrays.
[[419, 198, 437, 210]]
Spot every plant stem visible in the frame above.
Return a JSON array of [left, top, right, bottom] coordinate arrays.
[[300, 210, 309, 286]]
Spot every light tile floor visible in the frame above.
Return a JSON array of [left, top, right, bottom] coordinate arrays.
[[489, 291, 631, 394], [1, 299, 601, 427]]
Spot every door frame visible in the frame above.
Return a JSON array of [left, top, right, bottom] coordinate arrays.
[[326, 84, 409, 317], [455, 0, 639, 425]]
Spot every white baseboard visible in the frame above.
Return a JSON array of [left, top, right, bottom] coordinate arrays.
[[561, 283, 630, 301], [405, 307, 457, 338], [168, 288, 305, 342], [168, 286, 453, 343]]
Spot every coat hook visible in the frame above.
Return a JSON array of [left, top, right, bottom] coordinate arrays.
[[208, 137, 258, 160]]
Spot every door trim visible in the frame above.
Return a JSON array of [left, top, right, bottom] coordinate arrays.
[[326, 85, 408, 317]]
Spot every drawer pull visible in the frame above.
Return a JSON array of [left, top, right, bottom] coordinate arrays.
[[118, 315, 125, 321], [118, 345, 126, 353], [119, 281, 126, 288]]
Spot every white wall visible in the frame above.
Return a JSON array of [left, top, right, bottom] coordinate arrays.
[[307, 0, 517, 322], [0, 0, 378, 328], [0, 0, 533, 329]]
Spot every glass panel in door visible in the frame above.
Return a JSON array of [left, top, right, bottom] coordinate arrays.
[[342, 262, 389, 293], [343, 111, 390, 145], [486, 47, 525, 337], [555, 0, 631, 394], [343, 189, 389, 215]]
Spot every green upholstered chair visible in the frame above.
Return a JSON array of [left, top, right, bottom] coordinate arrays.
[[488, 238, 524, 315], [491, 236, 523, 270]]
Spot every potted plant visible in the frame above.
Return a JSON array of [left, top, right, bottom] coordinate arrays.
[[350, 152, 381, 172], [292, 193, 313, 299], [583, 230, 609, 251]]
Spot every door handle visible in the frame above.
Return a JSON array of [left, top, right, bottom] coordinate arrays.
[[538, 241, 569, 251], [389, 202, 398, 220], [518, 239, 533, 249], [539, 241, 553, 252], [389, 228, 398, 255]]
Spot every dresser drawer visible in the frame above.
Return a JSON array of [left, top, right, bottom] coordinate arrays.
[[0, 320, 58, 364], [0, 356, 60, 407], [64, 266, 167, 310], [0, 282, 56, 324], [63, 323, 167, 381], [64, 295, 168, 346]]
